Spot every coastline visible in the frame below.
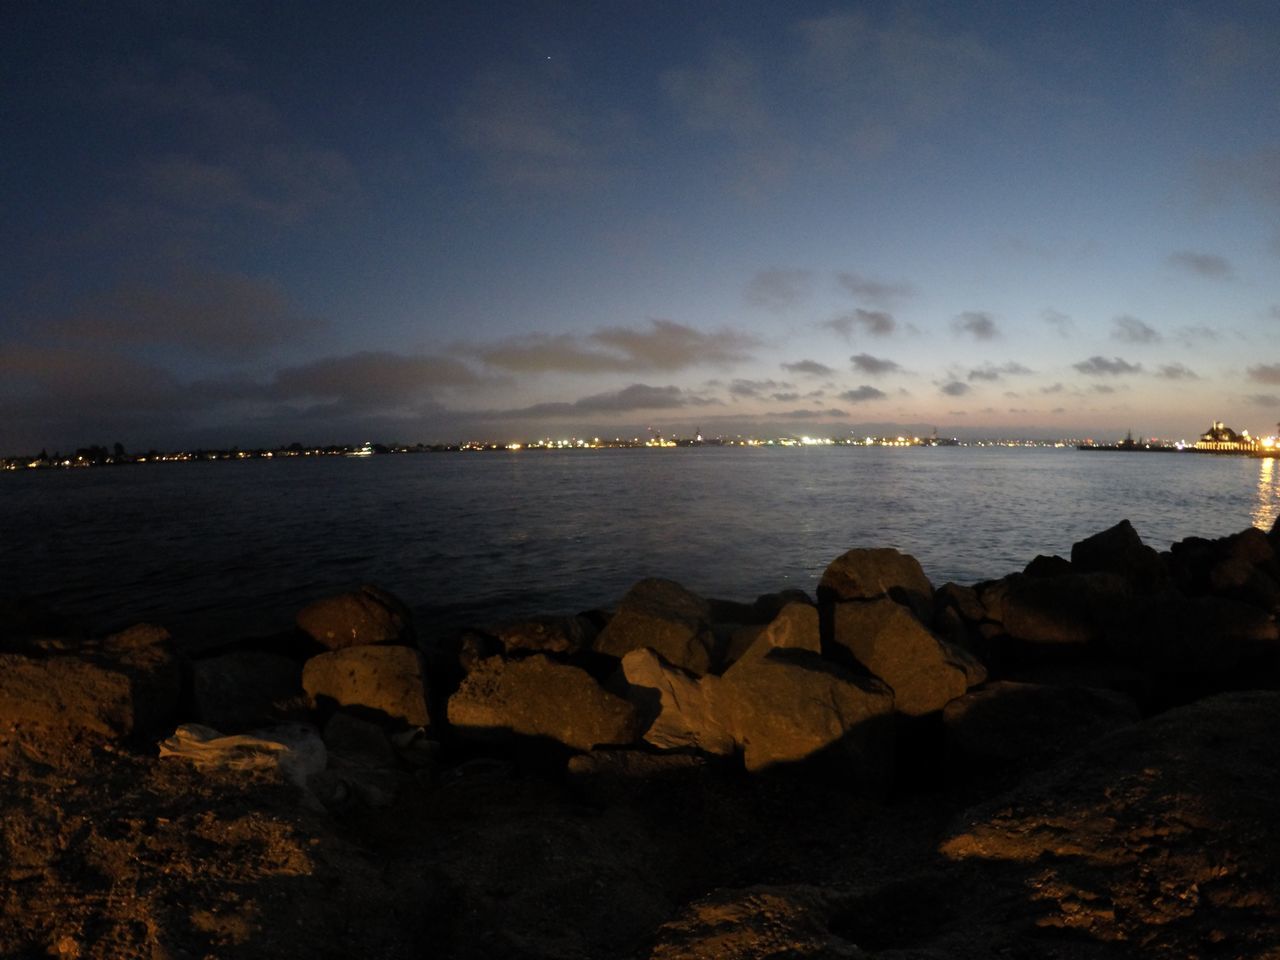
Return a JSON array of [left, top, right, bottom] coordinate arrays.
[[4, 517, 1280, 957]]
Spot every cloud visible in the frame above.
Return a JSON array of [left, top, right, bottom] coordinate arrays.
[[662, 44, 769, 138], [822, 309, 896, 339], [1176, 325, 1221, 346], [1112, 315, 1162, 344], [967, 362, 1032, 382], [477, 319, 758, 373], [1040, 382, 1065, 394], [47, 268, 321, 359], [775, 407, 848, 419], [1073, 356, 1143, 376], [1247, 394, 1280, 407], [1167, 250, 1233, 280], [835, 271, 914, 307], [729, 378, 790, 398], [838, 385, 887, 403], [951, 312, 999, 340], [1155, 363, 1200, 381], [771, 392, 800, 402], [487, 383, 714, 420], [850, 353, 901, 375], [940, 380, 971, 396], [781, 359, 834, 377], [1091, 385, 1117, 395], [270, 352, 484, 411], [1042, 308, 1073, 337], [745, 268, 812, 311], [1248, 364, 1280, 385]]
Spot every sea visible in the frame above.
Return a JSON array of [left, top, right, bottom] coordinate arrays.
[[4, 446, 1280, 645]]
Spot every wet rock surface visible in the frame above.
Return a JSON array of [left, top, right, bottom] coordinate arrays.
[[5, 519, 1280, 958]]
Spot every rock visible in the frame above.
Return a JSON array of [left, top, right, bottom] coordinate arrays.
[[621, 648, 734, 755], [818, 547, 934, 623], [752, 588, 815, 623], [831, 599, 979, 716], [1209, 557, 1280, 611], [1225, 526, 1275, 564], [295, 584, 412, 650], [935, 583, 985, 625], [302, 645, 430, 728], [731, 601, 821, 668], [447, 654, 639, 752], [1021, 554, 1072, 579], [943, 681, 1139, 784], [999, 572, 1131, 655], [719, 647, 894, 778], [940, 692, 1280, 954], [0, 653, 133, 738], [594, 578, 716, 675], [1070, 519, 1166, 592], [648, 885, 864, 960], [191, 651, 303, 731], [102, 623, 182, 734], [0, 597, 85, 653], [494, 614, 596, 656]]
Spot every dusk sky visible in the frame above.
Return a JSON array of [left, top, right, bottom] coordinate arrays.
[[4, 1, 1280, 451]]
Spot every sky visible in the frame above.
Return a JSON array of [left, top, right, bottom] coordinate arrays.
[[4, 0, 1280, 451]]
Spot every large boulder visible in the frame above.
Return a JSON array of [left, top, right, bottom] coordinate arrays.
[[302, 645, 430, 728], [818, 547, 934, 623], [830, 599, 981, 716], [295, 584, 412, 650], [1070, 519, 1166, 592], [728, 601, 821, 670], [190, 650, 303, 731], [1103, 593, 1279, 675], [447, 654, 639, 752], [940, 692, 1280, 954], [719, 647, 894, 778], [101, 623, 182, 734], [998, 571, 1131, 655], [621, 648, 734, 755], [594, 579, 716, 675]]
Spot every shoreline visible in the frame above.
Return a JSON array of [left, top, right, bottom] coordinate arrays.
[[4, 517, 1280, 957]]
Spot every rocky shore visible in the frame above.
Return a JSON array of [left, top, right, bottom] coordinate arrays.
[[3, 518, 1280, 959]]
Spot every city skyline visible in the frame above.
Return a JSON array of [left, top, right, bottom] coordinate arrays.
[[4, 2, 1280, 451]]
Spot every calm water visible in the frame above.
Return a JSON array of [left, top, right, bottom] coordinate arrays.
[[4, 447, 1280, 642]]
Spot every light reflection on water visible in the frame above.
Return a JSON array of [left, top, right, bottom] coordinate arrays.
[[2, 447, 1278, 641]]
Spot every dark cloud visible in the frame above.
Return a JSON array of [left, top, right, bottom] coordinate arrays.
[[835, 271, 914, 307], [745, 268, 812, 310], [662, 44, 769, 138], [1111, 316, 1161, 344], [1247, 393, 1280, 407], [270, 352, 483, 410], [1040, 382, 1065, 394], [47, 268, 321, 359], [822, 309, 896, 339], [775, 407, 848, 419], [781, 359, 835, 376], [1176, 325, 1221, 346], [940, 380, 970, 396], [492, 384, 714, 420], [1042, 308, 1073, 337], [477, 320, 757, 373], [729, 378, 790, 398], [771, 392, 800, 402], [967, 361, 1032, 382], [1156, 363, 1199, 381], [951, 312, 999, 340], [1167, 250, 1234, 280], [1073, 356, 1143, 376], [1091, 384, 1117, 394], [838, 385, 887, 403], [850, 353, 901, 375], [1248, 364, 1280, 385]]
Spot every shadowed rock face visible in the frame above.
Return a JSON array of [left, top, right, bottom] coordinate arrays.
[[296, 585, 412, 651], [830, 598, 980, 717], [595, 578, 716, 674], [818, 547, 935, 623]]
